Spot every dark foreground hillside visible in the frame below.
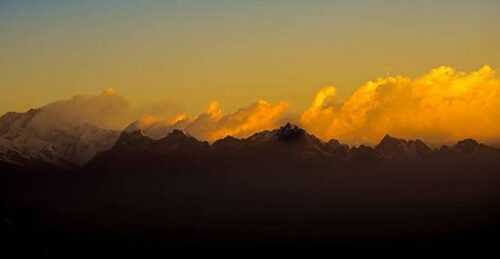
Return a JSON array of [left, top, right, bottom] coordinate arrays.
[[2, 125, 500, 255]]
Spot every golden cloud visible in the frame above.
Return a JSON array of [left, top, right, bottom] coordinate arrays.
[[133, 100, 289, 142], [24, 65, 500, 145], [300, 66, 500, 145]]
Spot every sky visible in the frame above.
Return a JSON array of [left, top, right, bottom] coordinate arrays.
[[1, 0, 499, 116]]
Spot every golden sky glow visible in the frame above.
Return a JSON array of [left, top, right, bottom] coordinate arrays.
[[1, 1, 500, 144], [9, 65, 500, 145], [2, 1, 500, 116], [116, 66, 500, 145]]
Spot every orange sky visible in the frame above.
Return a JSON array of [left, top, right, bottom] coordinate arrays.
[[1, 1, 500, 117], [1, 1, 500, 145]]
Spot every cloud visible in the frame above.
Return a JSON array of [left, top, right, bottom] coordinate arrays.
[[300, 66, 500, 145], [132, 100, 289, 141], [16, 65, 500, 145], [31, 89, 134, 130], [27, 88, 288, 142]]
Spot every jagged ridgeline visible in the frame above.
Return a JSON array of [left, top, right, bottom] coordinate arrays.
[[2, 106, 499, 170], [3, 115, 500, 245], [86, 122, 500, 172]]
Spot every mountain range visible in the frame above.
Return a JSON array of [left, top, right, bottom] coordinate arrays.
[[1, 108, 499, 170], [3, 108, 500, 252], [0, 108, 119, 168], [85, 122, 500, 173]]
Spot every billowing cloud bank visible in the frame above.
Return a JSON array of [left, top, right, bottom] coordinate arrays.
[[129, 100, 288, 141], [18, 66, 500, 145], [300, 66, 500, 145], [27, 88, 289, 142]]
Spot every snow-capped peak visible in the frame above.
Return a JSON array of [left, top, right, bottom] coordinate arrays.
[[0, 108, 120, 167]]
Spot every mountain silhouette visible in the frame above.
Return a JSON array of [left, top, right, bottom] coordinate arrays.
[[85, 123, 500, 172], [375, 134, 432, 159], [2, 108, 499, 170], [3, 122, 500, 252]]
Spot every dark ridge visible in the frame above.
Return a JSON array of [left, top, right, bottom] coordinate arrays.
[[0, 108, 40, 121], [348, 144, 378, 161], [3, 122, 500, 253], [375, 134, 432, 159], [155, 129, 210, 152], [274, 123, 306, 141], [325, 139, 350, 157], [375, 135, 406, 157], [455, 138, 481, 153], [115, 130, 153, 147], [212, 136, 242, 149], [326, 138, 342, 146], [2, 120, 500, 169], [165, 129, 187, 139], [0, 108, 41, 136]]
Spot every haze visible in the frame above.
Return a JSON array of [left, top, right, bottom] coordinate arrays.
[[1, 0, 500, 145], [2, 0, 500, 113]]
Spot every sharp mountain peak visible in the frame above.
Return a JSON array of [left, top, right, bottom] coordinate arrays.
[[1, 111, 499, 169]]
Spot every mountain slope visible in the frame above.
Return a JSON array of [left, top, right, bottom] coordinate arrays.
[[0, 108, 120, 167], [375, 134, 432, 159], [4, 123, 500, 247], [88, 123, 500, 172]]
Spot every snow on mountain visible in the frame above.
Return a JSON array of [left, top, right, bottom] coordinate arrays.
[[0, 108, 120, 167]]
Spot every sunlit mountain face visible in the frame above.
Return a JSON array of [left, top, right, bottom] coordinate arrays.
[[2, 0, 500, 255]]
